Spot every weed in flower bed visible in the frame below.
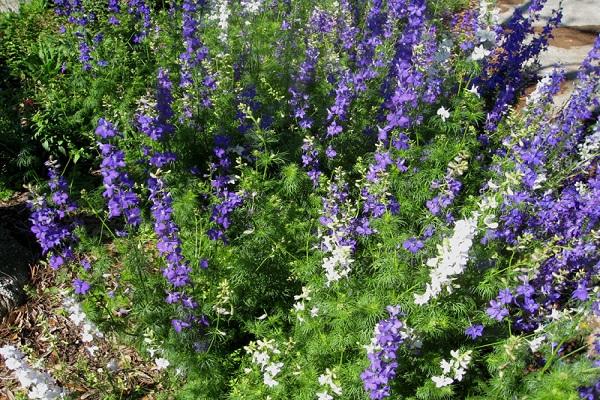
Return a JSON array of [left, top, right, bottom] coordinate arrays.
[[0, 0, 599, 398]]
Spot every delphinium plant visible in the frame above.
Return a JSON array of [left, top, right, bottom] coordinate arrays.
[[0, 0, 597, 398]]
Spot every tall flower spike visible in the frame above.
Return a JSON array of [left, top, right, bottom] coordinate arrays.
[[95, 118, 142, 227], [29, 159, 78, 270]]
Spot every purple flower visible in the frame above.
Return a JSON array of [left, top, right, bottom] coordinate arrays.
[[402, 238, 424, 254], [465, 324, 484, 340], [486, 300, 509, 321], [325, 146, 337, 159], [200, 259, 209, 269], [73, 279, 91, 295], [498, 288, 513, 304]]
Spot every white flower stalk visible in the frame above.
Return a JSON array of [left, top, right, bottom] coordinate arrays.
[[578, 121, 600, 163], [292, 286, 318, 322], [209, 0, 230, 44], [431, 349, 473, 388], [0, 345, 67, 399], [318, 173, 357, 286], [414, 216, 478, 305], [316, 368, 342, 399], [526, 74, 554, 106], [244, 338, 284, 388], [213, 279, 234, 316], [321, 236, 354, 286], [62, 297, 103, 349]]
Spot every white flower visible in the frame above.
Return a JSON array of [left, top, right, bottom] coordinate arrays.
[[154, 357, 170, 370], [16, 369, 36, 387], [85, 345, 99, 356], [476, 29, 497, 44], [106, 359, 119, 373], [528, 335, 546, 352], [28, 382, 49, 399], [0, 345, 22, 359], [467, 85, 480, 97], [470, 45, 490, 61], [252, 351, 270, 367], [483, 214, 498, 229], [294, 286, 312, 301], [264, 362, 283, 377], [81, 332, 94, 343], [317, 392, 333, 400], [5, 357, 23, 370], [440, 359, 452, 374], [293, 302, 305, 312], [432, 375, 453, 387], [310, 307, 320, 317], [241, 0, 262, 14], [437, 106, 450, 122], [263, 373, 279, 387]]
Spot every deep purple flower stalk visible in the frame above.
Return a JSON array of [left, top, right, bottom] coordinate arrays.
[[180, 0, 213, 118], [95, 118, 142, 227], [137, 68, 175, 141], [207, 135, 244, 243], [361, 306, 411, 399], [29, 159, 78, 270], [127, 0, 152, 43]]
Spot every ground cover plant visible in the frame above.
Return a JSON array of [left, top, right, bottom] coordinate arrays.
[[0, 0, 599, 398]]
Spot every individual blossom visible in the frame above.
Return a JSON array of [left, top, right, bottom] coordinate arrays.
[[403, 237, 424, 254], [465, 324, 484, 340], [436, 106, 450, 122]]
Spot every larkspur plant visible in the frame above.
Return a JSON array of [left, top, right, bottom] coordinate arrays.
[[2, 0, 598, 398]]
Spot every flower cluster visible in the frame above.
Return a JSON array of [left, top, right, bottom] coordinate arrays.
[[426, 150, 469, 217], [318, 174, 357, 286], [292, 286, 319, 322], [29, 159, 78, 270], [0, 345, 67, 399], [414, 216, 478, 305], [62, 296, 104, 355], [301, 136, 321, 187], [148, 173, 193, 303], [361, 305, 418, 399], [127, 0, 152, 43], [137, 69, 175, 142], [207, 135, 244, 242], [209, 0, 230, 45], [476, 0, 562, 131], [244, 338, 284, 388], [96, 118, 141, 227], [179, 0, 213, 117], [316, 368, 342, 400], [431, 349, 473, 388]]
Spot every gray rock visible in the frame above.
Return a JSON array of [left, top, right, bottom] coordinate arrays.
[[0, 0, 21, 13]]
